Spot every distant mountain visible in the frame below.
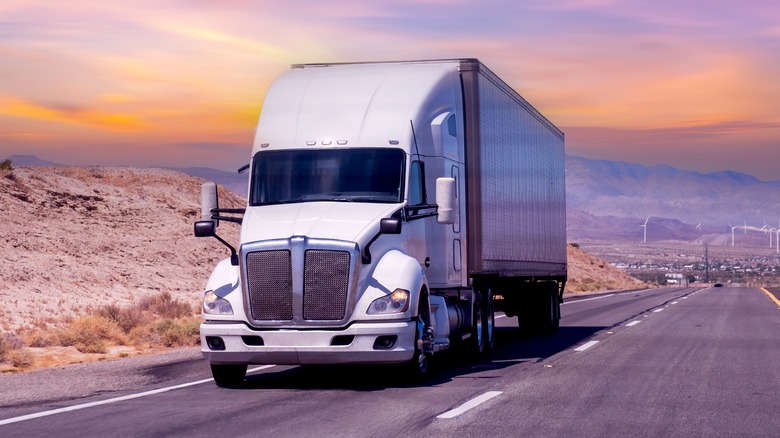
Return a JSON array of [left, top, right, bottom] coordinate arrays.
[[173, 167, 248, 198], [6, 154, 61, 166], [566, 155, 780, 242]]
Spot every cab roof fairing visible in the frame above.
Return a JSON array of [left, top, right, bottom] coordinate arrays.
[[251, 62, 462, 155]]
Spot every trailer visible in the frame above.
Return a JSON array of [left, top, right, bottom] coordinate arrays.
[[194, 59, 567, 386]]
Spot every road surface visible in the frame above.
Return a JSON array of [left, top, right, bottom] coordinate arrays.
[[1, 286, 779, 437]]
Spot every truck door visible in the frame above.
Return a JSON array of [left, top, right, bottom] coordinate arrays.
[[429, 112, 464, 287]]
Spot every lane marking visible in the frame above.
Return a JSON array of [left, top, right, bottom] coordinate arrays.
[[671, 301, 679, 305], [0, 365, 276, 426], [574, 340, 599, 352], [437, 391, 503, 419], [653, 308, 664, 313], [626, 320, 641, 327], [760, 288, 780, 308], [562, 294, 614, 305]]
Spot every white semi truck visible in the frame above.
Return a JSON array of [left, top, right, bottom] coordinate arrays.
[[194, 59, 567, 387]]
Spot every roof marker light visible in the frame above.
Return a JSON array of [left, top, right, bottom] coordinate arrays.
[[260, 143, 270, 149], [321, 140, 332, 145], [306, 141, 317, 146], [337, 140, 348, 145], [389, 140, 400, 145]]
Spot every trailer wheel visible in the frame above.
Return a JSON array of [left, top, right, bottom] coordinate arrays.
[[550, 282, 561, 332], [538, 282, 559, 334], [210, 363, 247, 388], [482, 286, 495, 354], [468, 288, 485, 356]]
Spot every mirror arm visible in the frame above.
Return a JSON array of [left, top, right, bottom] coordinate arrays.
[[212, 233, 239, 266]]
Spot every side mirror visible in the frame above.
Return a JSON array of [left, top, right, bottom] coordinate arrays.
[[201, 182, 219, 226], [194, 220, 216, 238], [380, 218, 402, 234], [436, 177, 456, 224]]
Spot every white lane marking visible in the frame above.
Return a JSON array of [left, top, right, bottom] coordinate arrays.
[[437, 391, 503, 419], [574, 340, 599, 352], [626, 320, 641, 327], [682, 297, 688, 300], [0, 365, 276, 426], [671, 301, 679, 305], [562, 294, 614, 305], [653, 308, 664, 313]]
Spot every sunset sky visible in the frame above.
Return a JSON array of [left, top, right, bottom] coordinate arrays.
[[2, 0, 779, 180]]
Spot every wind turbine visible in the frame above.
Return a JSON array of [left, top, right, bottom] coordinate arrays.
[[729, 223, 738, 247], [641, 217, 650, 243]]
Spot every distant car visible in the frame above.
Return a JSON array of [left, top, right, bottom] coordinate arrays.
[[713, 283, 723, 288]]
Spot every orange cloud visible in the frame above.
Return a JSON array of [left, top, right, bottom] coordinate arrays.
[[0, 96, 149, 131]]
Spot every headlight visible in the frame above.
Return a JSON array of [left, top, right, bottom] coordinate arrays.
[[203, 290, 233, 315], [367, 289, 409, 314]]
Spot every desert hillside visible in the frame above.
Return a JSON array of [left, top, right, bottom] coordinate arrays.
[[0, 166, 643, 333], [0, 166, 243, 332]]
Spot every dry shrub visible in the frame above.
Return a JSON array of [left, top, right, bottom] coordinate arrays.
[[57, 315, 126, 354], [1, 332, 25, 360], [6, 348, 34, 368], [155, 318, 200, 347], [94, 303, 149, 333], [1, 332, 34, 368], [138, 291, 196, 319]]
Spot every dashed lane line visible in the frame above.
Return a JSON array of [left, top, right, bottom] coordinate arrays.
[[574, 340, 600, 352], [626, 320, 642, 327], [437, 391, 503, 419]]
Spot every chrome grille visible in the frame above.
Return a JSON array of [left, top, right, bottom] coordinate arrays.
[[245, 250, 293, 321], [303, 250, 350, 320]]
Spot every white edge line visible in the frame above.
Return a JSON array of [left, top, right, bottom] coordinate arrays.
[[653, 308, 664, 313], [562, 294, 614, 305], [626, 320, 641, 327], [574, 340, 599, 352], [0, 365, 276, 426], [437, 391, 503, 419]]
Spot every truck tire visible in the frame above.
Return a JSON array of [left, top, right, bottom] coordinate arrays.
[[468, 288, 485, 356], [538, 282, 559, 334], [482, 286, 495, 354], [210, 363, 247, 388], [404, 290, 433, 382]]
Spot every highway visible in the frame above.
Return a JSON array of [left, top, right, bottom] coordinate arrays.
[[1, 286, 779, 437]]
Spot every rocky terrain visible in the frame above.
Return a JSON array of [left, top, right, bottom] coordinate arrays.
[[0, 165, 243, 333], [0, 164, 641, 335]]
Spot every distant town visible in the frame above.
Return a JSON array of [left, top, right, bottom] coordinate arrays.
[[579, 241, 780, 287]]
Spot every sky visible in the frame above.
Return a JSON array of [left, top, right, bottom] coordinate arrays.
[[1, 0, 779, 180]]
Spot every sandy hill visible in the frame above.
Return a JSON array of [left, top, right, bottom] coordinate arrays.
[[0, 166, 243, 332], [0, 166, 643, 333]]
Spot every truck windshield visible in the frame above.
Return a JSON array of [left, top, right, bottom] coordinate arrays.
[[249, 148, 405, 206]]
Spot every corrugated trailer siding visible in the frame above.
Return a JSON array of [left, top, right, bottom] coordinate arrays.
[[470, 63, 567, 277]]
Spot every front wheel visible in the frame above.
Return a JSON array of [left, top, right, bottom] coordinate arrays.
[[210, 363, 247, 388], [403, 290, 433, 383]]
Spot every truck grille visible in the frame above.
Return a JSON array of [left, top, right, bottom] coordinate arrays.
[[244, 247, 352, 322], [245, 250, 293, 321], [303, 250, 350, 320]]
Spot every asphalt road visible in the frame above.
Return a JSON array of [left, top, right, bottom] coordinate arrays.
[[1, 286, 779, 437]]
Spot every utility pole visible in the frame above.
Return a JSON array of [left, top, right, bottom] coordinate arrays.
[[704, 244, 710, 283]]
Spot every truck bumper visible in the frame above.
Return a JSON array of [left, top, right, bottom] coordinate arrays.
[[200, 320, 417, 365]]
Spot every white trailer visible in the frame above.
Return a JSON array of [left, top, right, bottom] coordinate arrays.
[[195, 59, 567, 386]]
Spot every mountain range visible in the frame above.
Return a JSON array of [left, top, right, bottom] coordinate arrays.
[[7, 154, 780, 244]]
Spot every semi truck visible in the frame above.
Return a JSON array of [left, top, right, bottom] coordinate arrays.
[[194, 58, 567, 387]]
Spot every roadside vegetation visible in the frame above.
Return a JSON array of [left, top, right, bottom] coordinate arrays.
[[0, 291, 200, 371]]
